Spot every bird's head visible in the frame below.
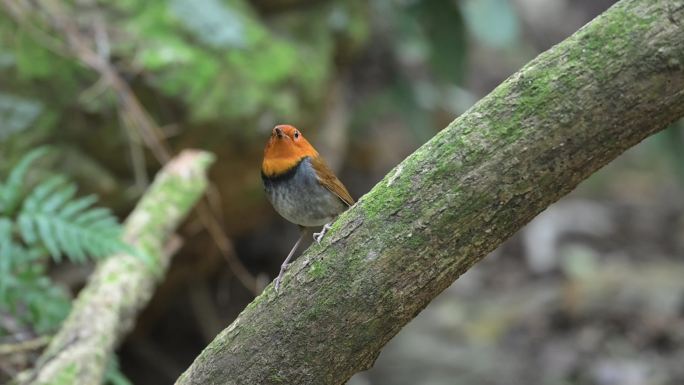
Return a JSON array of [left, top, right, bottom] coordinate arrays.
[[262, 125, 318, 177]]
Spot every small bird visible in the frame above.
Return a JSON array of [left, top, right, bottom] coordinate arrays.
[[261, 124, 354, 291]]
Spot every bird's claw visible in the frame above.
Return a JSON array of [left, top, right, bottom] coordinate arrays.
[[313, 223, 332, 244], [274, 263, 290, 293]]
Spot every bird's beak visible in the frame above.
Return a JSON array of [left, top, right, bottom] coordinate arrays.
[[273, 126, 284, 139]]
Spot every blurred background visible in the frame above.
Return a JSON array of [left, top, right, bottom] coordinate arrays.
[[1, 0, 683, 384]]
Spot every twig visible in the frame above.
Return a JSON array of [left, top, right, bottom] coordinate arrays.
[[0, 0, 69, 57], [120, 110, 151, 190], [0, 336, 50, 356], [195, 200, 258, 293], [188, 280, 224, 343]]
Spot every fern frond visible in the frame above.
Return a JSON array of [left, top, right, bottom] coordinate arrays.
[[18, 213, 38, 245], [59, 195, 97, 220], [21, 175, 69, 213], [0, 217, 11, 258], [18, 177, 130, 263], [0, 147, 50, 216], [0, 217, 13, 296], [43, 182, 77, 213]]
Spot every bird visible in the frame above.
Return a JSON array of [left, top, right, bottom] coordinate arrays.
[[261, 124, 354, 292]]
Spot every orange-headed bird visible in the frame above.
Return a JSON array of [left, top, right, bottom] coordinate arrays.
[[261, 124, 354, 291]]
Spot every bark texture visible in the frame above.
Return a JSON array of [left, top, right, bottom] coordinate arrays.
[[16, 150, 214, 385], [176, 0, 684, 384]]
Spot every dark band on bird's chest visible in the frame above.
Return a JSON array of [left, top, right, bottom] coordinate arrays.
[[261, 156, 307, 185], [261, 156, 346, 227]]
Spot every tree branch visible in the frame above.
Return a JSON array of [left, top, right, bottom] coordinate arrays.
[[15, 150, 214, 385], [175, 0, 684, 384]]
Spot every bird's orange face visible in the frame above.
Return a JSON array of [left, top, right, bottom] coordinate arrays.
[[262, 125, 318, 177]]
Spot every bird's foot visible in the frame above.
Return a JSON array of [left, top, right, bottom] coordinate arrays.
[[313, 223, 332, 244], [273, 230, 306, 293], [274, 262, 289, 293]]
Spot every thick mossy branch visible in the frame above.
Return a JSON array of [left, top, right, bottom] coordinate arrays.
[[16, 150, 214, 385], [176, 1, 684, 385]]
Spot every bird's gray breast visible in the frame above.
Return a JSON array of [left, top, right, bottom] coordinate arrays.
[[262, 157, 347, 227]]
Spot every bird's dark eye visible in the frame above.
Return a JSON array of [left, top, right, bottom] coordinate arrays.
[[294, 131, 299, 139]]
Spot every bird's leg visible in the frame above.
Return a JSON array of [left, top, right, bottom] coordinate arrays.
[[313, 223, 332, 244], [274, 228, 307, 292]]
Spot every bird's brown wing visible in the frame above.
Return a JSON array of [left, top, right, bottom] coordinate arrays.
[[311, 156, 355, 207]]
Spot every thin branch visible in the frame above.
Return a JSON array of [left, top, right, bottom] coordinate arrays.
[[195, 200, 259, 292], [0, 336, 50, 356]]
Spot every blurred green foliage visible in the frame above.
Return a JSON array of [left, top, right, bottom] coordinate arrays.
[[114, 0, 332, 122], [0, 0, 370, 218], [0, 148, 130, 336], [0, 0, 368, 140], [460, 0, 520, 48]]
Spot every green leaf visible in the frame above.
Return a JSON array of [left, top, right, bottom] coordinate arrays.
[[21, 209, 126, 262], [411, 0, 468, 85], [459, 0, 520, 48], [0, 93, 44, 141], [72, 207, 118, 227], [169, 0, 247, 49], [0, 262, 71, 335], [15, 30, 60, 79], [22, 175, 69, 212], [18, 176, 130, 263], [18, 212, 38, 245], [105, 356, 133, 385], [36, 215, 61, 261], [0, 217, 14, 297], [42, 183, 77, 213], [0, 147, 50, 216], [55, 223, 86, 262], [58, 195, 98, 220]]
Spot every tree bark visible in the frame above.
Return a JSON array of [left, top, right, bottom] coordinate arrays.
[[16, 150, 214, 385], [175, 0, 684, 384]]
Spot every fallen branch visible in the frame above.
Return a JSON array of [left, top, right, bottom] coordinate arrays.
[[15, 150, 214, 385], [175, 0, 684, 384]]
